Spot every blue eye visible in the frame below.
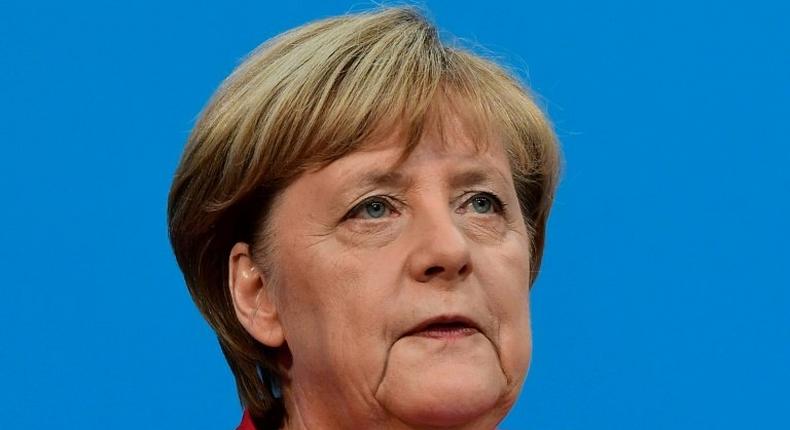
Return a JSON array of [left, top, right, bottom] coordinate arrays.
[[349, 197, 392, 219], [364, 200, 388, 218], [471, 195, 493, 213], [465, 192, 503, 214]]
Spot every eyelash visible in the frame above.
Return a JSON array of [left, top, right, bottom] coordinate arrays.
[[343, 195, 402, 220], [343, 191, 506, 220], [460, 191, 507, 215]]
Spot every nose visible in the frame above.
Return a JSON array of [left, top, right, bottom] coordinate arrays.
[[406, 205, 472, 284]]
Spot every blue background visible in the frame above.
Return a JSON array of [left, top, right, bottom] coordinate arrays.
[[1, 1, 788, 428]]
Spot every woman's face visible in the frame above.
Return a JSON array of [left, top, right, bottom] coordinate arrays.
[[258, 114, 533, 428]]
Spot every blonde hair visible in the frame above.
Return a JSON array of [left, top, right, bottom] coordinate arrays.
[[168, 6, 559, 428]]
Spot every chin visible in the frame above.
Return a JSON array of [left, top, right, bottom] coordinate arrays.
[[404, 386, 505, 428], [378, 362, 510, 428]]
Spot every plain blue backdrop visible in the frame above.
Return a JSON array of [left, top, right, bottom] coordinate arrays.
[[1, 1, 788, 428]]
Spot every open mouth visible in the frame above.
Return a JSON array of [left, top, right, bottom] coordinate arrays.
[[404, 316, 480, 339]]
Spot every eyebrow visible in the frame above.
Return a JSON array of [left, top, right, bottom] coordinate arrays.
[[354, 170, 412, 190], [340, 165, 507, 202], [449, 169, 501, 190]]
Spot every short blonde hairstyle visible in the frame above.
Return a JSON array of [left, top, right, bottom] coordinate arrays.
[[168, 7, 559, 428]]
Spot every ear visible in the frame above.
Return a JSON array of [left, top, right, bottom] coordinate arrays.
[[229, 242, 285, 348]]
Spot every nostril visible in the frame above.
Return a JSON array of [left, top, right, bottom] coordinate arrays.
[[424, 266, 444, 277], [458, 264, 470, 276]]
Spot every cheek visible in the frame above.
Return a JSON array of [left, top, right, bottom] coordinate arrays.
[[495, 291, 532, 385], [275, 242, 362, 340], [273, 237, 400, 383], [478, 233, 533, 381]]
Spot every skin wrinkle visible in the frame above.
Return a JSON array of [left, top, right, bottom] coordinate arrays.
[[492, 312, 513, 387]]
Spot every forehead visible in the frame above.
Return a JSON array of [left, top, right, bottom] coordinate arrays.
[[315, 112, 513, 192]]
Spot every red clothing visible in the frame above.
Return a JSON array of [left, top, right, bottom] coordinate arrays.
[[237, 410, 256, 430]]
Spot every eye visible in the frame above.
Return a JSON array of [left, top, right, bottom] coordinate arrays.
[[463, 192, 504, 215], [347, 197, 395, 220], [471, 195, 493, 213]]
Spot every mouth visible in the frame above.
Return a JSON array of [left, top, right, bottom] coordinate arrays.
[[403, 315, 481, 340]]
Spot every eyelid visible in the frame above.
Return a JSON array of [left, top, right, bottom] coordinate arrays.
[[343, 194, 402, 220], [458, 191, 507, 213]]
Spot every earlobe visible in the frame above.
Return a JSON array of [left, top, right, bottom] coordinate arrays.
[[229, 242, 285, 348]]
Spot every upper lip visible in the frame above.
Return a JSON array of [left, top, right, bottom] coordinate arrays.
[[402, 314, 481, 337]]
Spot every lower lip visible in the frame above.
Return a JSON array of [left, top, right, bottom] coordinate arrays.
[[413, 326, 478, 340]]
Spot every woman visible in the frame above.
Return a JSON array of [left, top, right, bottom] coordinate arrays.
[[168, 7, 559, 429]]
